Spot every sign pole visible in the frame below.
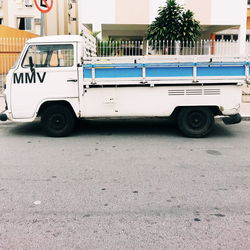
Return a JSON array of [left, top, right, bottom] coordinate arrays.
[[40, 12, 45, 36]]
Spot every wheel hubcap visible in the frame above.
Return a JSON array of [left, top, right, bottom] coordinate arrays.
[[188, 111, 206, 129], [49, 114, 66, 130]]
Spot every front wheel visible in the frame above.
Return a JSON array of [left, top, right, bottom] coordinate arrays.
[[177, 107, 214, 138], [41, 105, 76, 137]]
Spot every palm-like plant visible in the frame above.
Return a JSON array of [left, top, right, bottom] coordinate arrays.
[[146, 0, 201, 53]]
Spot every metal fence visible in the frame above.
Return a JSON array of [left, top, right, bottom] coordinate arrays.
[[0, 37, 28, 94], [97, 40, 250, 57]]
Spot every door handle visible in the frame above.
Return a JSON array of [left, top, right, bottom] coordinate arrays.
[[67, 79, 78, 82]]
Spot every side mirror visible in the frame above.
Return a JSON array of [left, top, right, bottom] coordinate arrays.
[[29, 56, 35, 73]]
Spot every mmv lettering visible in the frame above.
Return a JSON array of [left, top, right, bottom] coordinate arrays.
[[13, 72, 46, 84]]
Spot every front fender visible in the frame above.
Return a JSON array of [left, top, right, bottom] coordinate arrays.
[[36, 98, 80, 117]]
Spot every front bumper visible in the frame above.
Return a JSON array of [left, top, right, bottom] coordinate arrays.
[[222, 113, 242, 125], [0, 93, 9, 121]]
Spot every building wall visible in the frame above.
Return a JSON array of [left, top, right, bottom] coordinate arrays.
[[79, 0, 246, 27], [45, 0, 67, 35], [45, 0, 79, 36], [211, 0, 246, 26], [0, 0, 41, 35], [1, 0, 247, 39], [68, 0, 79, 35], [0, 0, 7, 25], [78, 0, 115, 31], [183, 0, 212, 25], [115, 0, 149, 24], [0, 0, 79, 36], [79, 0, 165, 27], [79, 0, 166, 38], [184, 0, 246, 26], [79, 0, 246, 39]]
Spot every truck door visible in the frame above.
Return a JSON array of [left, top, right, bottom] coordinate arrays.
[[11, 43, 79, 119]]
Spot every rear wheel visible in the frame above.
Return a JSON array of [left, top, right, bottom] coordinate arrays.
[[177, 107, 214, 138], [41, 105, 75, 137]]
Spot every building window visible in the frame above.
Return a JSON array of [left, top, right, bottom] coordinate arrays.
[[223, 35, 231, 41], [215, 34, 238, 41], [0, 18, 3, 25], [17, 17, 32, 31], [215, 35, 222, 41], [232, 35, 238, 41]]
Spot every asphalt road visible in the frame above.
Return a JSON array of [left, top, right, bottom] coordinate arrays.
[[0, 119, 249, 250]]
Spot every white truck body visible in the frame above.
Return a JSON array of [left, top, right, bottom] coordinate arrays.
[[0, 35, 244, 137]]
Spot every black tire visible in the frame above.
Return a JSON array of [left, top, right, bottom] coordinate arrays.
[[41, 105, 75, 137], [177, 107, 214, 138]]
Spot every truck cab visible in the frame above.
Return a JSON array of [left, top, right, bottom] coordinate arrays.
[[1, 35, 85, 136]]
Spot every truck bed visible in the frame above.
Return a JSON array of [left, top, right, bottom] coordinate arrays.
[[82, 56, 248, 85]]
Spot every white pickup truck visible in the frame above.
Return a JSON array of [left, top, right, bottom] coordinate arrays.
[[0, 35, 244, 137]]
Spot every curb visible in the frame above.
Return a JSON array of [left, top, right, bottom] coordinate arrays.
[[241, 116, 250, 121]]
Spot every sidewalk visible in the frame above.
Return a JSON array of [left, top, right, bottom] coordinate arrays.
[[241, 102, 250, 120]]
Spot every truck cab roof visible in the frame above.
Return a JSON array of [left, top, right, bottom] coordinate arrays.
[[26, 35, 83, 44]]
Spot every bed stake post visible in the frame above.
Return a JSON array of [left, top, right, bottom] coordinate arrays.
[[91, 65, 96, 85]]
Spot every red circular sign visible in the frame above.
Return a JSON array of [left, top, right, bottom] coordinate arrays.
[[34, 0, 53, 13]]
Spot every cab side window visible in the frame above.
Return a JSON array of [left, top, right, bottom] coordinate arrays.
[[22, 44, 74, 68]]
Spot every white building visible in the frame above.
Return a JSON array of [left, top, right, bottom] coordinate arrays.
[[79, 0, 247, 45], [0, 0, 79, 36], [0, 0, 42, 35], [45, 0, 79, 36]]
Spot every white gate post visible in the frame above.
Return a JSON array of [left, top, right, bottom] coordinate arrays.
[[239, 1, 247, 56]]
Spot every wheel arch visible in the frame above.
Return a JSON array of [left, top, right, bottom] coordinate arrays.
[[170, 105, 222, 119], [37, 100, 79, 118]]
